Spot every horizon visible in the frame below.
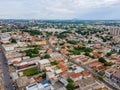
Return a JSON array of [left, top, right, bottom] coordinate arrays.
[[0, 19, 120, 21]]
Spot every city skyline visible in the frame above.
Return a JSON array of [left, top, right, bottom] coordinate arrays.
[[0, 0, 120, 20]]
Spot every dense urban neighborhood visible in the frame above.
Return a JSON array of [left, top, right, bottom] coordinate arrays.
[[0, 20, 120, 90]]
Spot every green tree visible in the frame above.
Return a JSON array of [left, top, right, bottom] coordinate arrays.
[[98, 57, 107, 63], [44, 54, 51, 59], [11, 38, 17, 43], [106, 52, 112, 57], [25, 48, 39, 57], [66, 83, 75, 90], [66, 78, 75, 90], [67, 40, 77, 44], [50, 61, 58, 66], [42, 73, 46, 79], [98, 75, 103, 80], [84, 52, 90, 56], [67, 78, 74, 83], [88, 40, 92, 44]]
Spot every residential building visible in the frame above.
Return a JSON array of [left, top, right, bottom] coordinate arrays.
[[39, 59, 50, 70]]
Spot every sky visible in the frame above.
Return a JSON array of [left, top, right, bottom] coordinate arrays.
[[0, 0, 120, 20]]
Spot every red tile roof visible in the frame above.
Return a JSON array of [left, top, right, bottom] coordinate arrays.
[[89, 62, 102, 67], [57, 63, 67, 72], [82, 71, 90, 76], [70, 73, 82, 78], [13, 61, 20, 64]]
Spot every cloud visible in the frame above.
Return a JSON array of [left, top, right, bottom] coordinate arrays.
[[0, 0, 120, 19], [46, 7, 74, 14]]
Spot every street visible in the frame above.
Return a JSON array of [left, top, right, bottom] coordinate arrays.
[[46, 38, 56, 52], [0, 45, 15, 90]]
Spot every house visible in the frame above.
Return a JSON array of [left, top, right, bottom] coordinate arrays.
[[59, 71, 69, 79], [49, 77, 58, 85], [92, 52, 104, 57], [47, 49, 53, 53], [75, 76, 98, 90], [82, 71, 91, 78], [57, 63, 67, 72], [70, 73, 82, 82], [111, 46, 120, 53], [46, 72, 55, 80], [26, 82, 51, 90], [89, 62, 103, 68], [5, 51, 23, 59], [105, 68, 116, 78], [111, 69, 120, 85], [7, 56, 22, 64], [3, 44, 15, 51], [35, 41, 47, 45], [49, 52, 67, 62], [103, 48, 111, 55], [55, 69, 62, 74], [50, 52, 61, 58], [10, 72, 19, 81], [0, 33, 11, 43], [49, 36, 58, 44], [39, 59, 50, 70], [73, 67, 84, 73], [58, 77, 68, 86], [17, 41, 27, 47], [16, 76, 29, 89], [61, 48, 69, 55], [111, 57, 120, 63]]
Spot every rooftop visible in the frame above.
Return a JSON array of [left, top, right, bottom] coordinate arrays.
[[39, 59, 50, 64]]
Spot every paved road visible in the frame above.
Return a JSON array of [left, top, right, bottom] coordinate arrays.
[[0, 45, 15, 90], [71, 60, 119, 90], [46, 38, 56, 52], [42, 31, 57, 52]]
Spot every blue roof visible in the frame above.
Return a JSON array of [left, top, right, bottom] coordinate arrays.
[[41, 79, 51, 84]]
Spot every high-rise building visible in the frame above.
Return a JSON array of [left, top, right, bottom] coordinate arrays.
[[109, 27, 120, 35]]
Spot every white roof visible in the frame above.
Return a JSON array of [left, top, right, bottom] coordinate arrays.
[[10, 72, 19, 81], [3, 44, 15, 47], [55, 69, 62, 74], [26, 83, 51, 90], [74, 67, 84, 73], [50, 52, 61, 58], [58, 77, 68, 86], [26, 83, 39, 90], [20, 62, 28, 65], [39, 59, 50, 64]]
